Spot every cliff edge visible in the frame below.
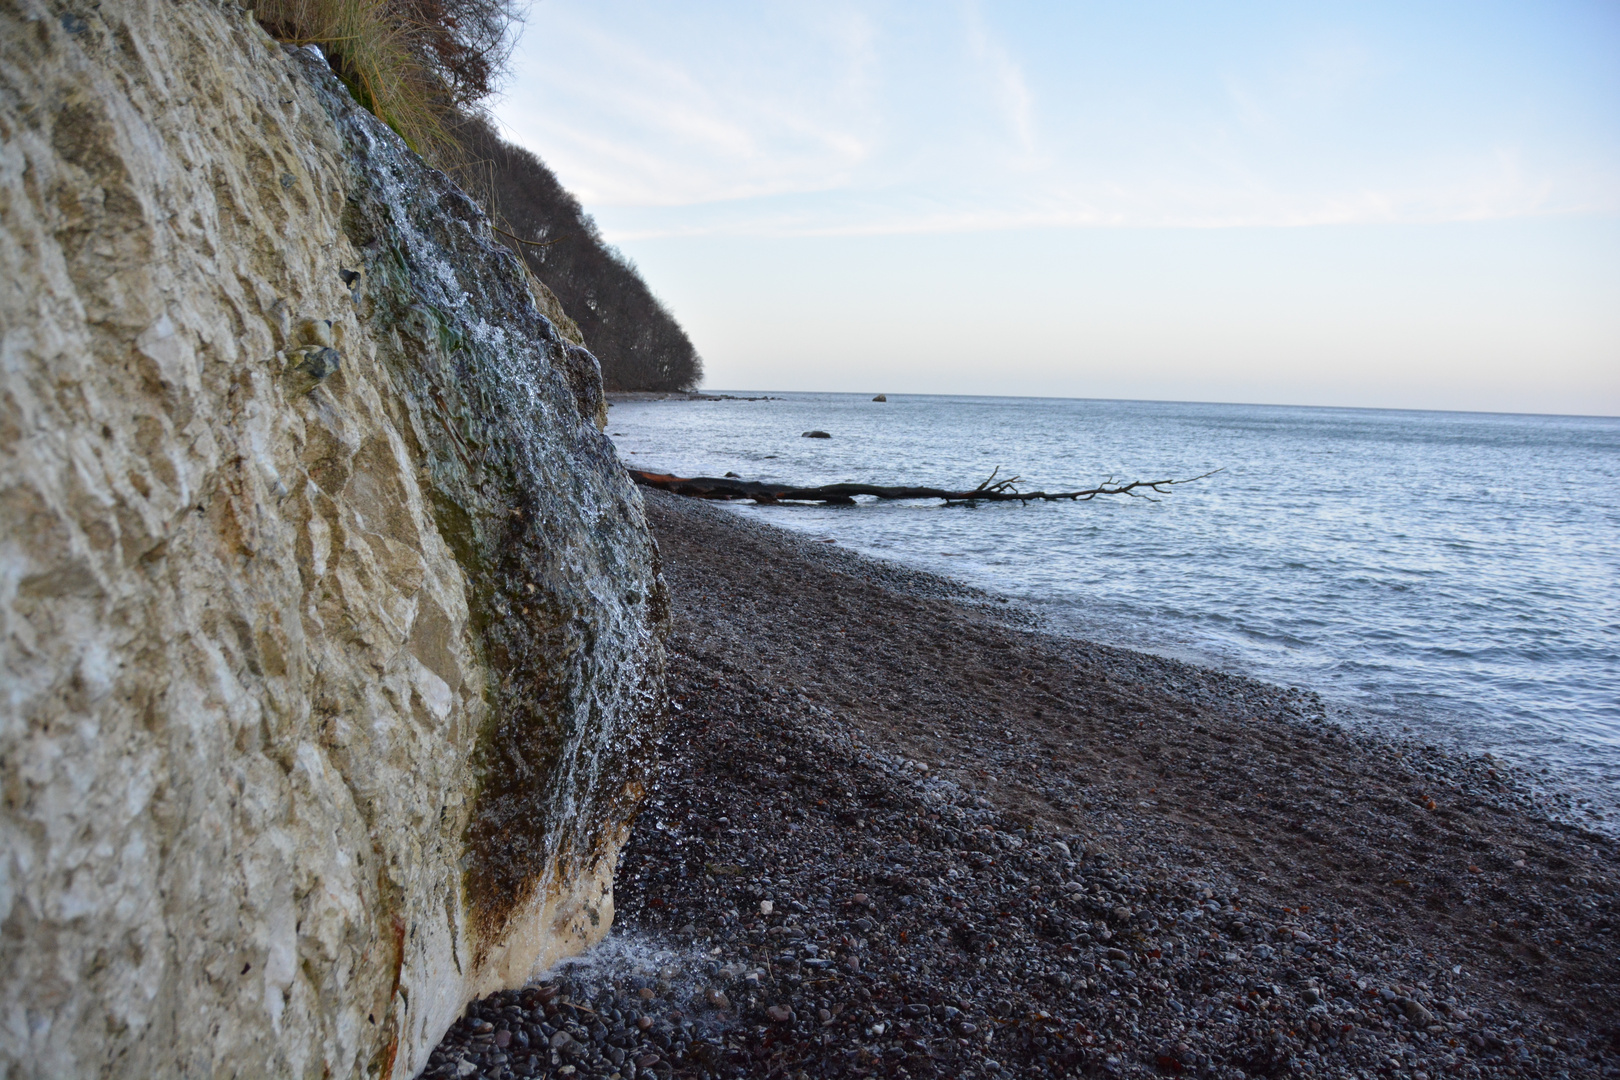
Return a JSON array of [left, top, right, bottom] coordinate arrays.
[[0, 2, 665, 1076]]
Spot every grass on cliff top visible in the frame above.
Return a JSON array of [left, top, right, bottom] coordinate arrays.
[[256, 0, 515, 166]]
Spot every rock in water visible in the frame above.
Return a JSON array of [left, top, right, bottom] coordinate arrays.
[[872, 394, 887, 401], [0, 4, 666, 1078], [802, 430, 833, 439]]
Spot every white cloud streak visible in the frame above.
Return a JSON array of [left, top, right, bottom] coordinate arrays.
[[960, 0, 1038, 160], [495, 1, 1620, 239], [497, 3, 881, 207]]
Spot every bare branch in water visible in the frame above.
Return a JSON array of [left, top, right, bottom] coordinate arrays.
[[627, 468, 1222, 506]]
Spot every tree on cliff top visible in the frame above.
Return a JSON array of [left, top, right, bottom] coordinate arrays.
[[455, 117, 705, 393], [257, 1, 704, 391], [257, 0, 520, 162]]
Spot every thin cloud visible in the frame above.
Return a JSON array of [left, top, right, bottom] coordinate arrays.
[[961, 0, 1038, 160], [500, 3, 881, 207], [499, 1, 1620, 235], [599, 163, 1612, 241]]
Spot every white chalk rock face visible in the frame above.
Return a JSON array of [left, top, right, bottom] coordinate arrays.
[[0, 3, 665, 1077]]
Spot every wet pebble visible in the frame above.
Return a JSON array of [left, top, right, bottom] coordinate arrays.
[[423, 495, 1619, 1079]]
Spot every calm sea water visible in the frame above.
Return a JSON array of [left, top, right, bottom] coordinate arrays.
[[607, 394, 1620, 829]]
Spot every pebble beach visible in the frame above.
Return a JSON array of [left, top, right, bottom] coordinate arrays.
[[424, 489, 1619, 1080]]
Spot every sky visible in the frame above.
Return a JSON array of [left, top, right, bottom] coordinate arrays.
[[493, 1, 1620, 414]]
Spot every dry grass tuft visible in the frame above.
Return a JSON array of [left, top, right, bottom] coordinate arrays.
[[256, 0, 516, 166]]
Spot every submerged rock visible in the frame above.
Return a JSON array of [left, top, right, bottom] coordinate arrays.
[[0, 3, 665, 1077]]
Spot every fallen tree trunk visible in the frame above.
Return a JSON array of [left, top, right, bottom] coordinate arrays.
[[627, 467, 1218, 505]]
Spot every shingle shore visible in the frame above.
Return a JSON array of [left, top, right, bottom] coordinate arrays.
[[425, 490, 1618, 1079]]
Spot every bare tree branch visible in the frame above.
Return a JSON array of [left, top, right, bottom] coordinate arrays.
[[627, 468, 1221, 506], [490, 225, 563, 249]]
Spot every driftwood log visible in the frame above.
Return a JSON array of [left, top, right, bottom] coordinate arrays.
[[627, 467, 1218, 505]]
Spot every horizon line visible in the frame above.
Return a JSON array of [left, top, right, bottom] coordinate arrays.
[[686, 388, 1620, 422]]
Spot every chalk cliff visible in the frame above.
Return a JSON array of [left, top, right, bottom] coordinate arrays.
[[0, 1, 665, 1076]]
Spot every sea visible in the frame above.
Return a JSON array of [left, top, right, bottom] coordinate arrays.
[[606, 393, 1620, 832]]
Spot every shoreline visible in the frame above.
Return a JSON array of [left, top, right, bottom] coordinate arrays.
[[426, 490, 1618, 1079], [607, 391, 785, 403]]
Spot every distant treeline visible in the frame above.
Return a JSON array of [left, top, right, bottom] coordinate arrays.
[[455, 119, 704, 393], [257, 2, 703, 392]]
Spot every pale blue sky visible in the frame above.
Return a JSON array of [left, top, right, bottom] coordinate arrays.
[[494, 1, 1620, 413]]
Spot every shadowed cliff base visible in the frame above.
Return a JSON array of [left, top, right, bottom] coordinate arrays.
[[425, 491, 1618, 1079]]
